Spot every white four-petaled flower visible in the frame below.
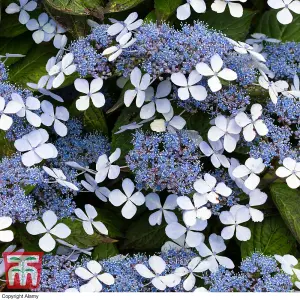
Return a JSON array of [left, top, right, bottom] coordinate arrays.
[[140, 80, 172, 119], [276, 157, 300, 189], [177, 194, 212, 226], [268, 0, 300, 24], [48, 53, 76, 88], [14, 128, 58, 167], [102, 32, 136, 62], [43, 166, 79, 191], [176, 0, 206, 20], [135, 256, 180, 290], [211, 0, 247, 18], [75, 204, 108, 236], [232, 157, 265, 190], [235, 103, 268, 141], [196, 234, 234, 272], [5, 0, 37, 25], [95, 148, 121, 183], [41, 100, 69, 136], [208, 115, 241, 153], [81, 173, 110, 202], [171, 70, 207, 101], [247, 189, 267, 222], [11, 93, 41, 127], [75, 261, 115, 292], [26, 13, 55, 44], [124, 67, 151, 108], [26, 210, 71, 252], [165, 220, 207, 248], [200, 139, 230, 168], [219, 205, 251, 241], [175, 257, 210, 291], [74, 78, 105, 111], [109, 178, 145, 219], [194, 173, 232, 204], [145, 193, 178, 226], [107, 12, 143, 42], [196, 54, 237, 92]]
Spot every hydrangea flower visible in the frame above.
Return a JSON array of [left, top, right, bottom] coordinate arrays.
[[196, 54, 237, 92], [5, 0, 37, 25], [11, 93, 41, 127], [75, 261, 115, 292], [102, 32, 136, 62], [235, 104, 268, 141], [74, 204, 108, 236], [124, 67, 151, 107], [176, 0, 206, 20], [0, 217, 14, 242], [258, 73, 288, 104], [268, 0, 300, 24], [0, 96, 22, 131], [107, 12, 143, 42], [197, 234, 234, 272], [145, 193, 178, 226], [14, 129, 58, 167], [276, 157, 300, 189], [274, 254, 299, 275], [247, 189, 267, 222], [95, 148, 121, 183], [26, 210, 71, 252], [175, 257, 210, 291], [211, 0, 247, 18], [219, 205, 251, 241], [140, 80, 172, 119], [232, 157, 265, 190], [200, 139, 230, 168], [109, 178, 145, 219], [165, 220, 207, 247], [246, 33, 281, 45], [74, 78, 105, 111], [43, 166, 79, 191], [171, 70, 207, 101], [208, 115, 241, 153], [177, 194, 212, 226], [40, 100, 69, 136], [26, 13, 55, 44], [135, 255, 180, 290], [193, 173, 232, 204], [48, 53, 76, 88], [81, 173, 110, 202], [150, 107, 186, 133]]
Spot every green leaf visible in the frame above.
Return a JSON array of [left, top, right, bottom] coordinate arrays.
[[196, 9, 257, 41], [241, 216, 297, 258], [8, 43, 57, 88], [0, 33, 34, 66], [83, 106, 108, 135], [62, 218, 117, 248], [121, 212, 168, 251], [92, 243, 119, 260], [0, 131, 15, 157], [144, 10, 157, 23], [16, 225, 41, 252], [0, 14, 28, 38], [44, 0, 104, 15], [270, 183, 300, 243], [255, 10, 300, 42], [154, 0, 182, 21], [185, 111, 211, 138], [105, 0, 146, 13]]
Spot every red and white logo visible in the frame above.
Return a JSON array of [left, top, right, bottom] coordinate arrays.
[[3, 251, 43, 289]]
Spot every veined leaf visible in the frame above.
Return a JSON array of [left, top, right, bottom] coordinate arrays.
[[241, 216, 296, 258], [105, 0, 146, 13], [83, 105, 108, 135], [154, 0, 183, 21], [255, 10, 300, 42], [92, 243, 119, 260], [270, 183, 300, 243]]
